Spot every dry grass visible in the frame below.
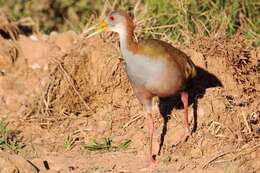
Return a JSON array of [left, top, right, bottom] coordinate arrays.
[[0, 11, 18, 40]]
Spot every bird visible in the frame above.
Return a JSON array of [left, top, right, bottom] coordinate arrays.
[[84, 10, 197, 165]]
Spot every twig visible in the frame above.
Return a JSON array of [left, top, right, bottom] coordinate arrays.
[[203, 143, 260, 169], [100, 0, 109, 18], [237, 143, 260, 155], [41, 80, 55, 117], [123, 113, 143, 129], [111, 0, 118, 11], [137, 24, 178, 31], [53, 58, 94, 114], [213, 158, 236, 164], [242, 110, 251, 133], [133, 0, 142, 18], [202, 150, 234, 169], [214, 143, 260, 164], [135, 13, 177, 25]]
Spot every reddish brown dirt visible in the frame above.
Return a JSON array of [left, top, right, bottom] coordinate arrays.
[[0, 28, 259, 172]]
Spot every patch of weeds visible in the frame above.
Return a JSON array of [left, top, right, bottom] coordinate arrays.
[[117, 139, 131, 150], [162, 155, 172, 164], [81, 138, 131, 152], [0, 119, 25, 153], [64, 135, 75, 150], [161, 155, 178, 164], [0, 119, 8, 146]]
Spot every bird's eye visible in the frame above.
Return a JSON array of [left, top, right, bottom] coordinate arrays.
[[109, 16, 115, 21]]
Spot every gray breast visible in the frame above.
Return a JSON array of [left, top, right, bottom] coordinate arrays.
[[122, 50, 166, 87]]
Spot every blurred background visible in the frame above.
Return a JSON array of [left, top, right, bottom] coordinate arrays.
[[0, 0, 259, 45]]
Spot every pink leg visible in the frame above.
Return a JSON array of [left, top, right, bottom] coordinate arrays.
[[147, 112, 156, 165], [181, 91, 190, 134]]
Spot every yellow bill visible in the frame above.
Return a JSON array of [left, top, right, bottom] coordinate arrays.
[[83, 20, 108, 39]]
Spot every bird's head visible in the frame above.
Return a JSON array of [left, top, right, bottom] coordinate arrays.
[[84, 11, 134, 38]]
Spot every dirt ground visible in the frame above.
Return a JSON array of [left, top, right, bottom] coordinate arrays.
[[0, 17, 260, 173]]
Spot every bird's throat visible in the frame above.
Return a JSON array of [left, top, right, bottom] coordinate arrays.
[[119, 26, 138, 54]]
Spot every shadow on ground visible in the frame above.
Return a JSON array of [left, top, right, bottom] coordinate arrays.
[[157, 66, 223, 155]]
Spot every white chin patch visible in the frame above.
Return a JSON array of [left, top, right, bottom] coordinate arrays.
[[111, 23, 126, 35]]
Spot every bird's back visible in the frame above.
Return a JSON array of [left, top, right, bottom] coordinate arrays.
[[138, 39, 196, 81]]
